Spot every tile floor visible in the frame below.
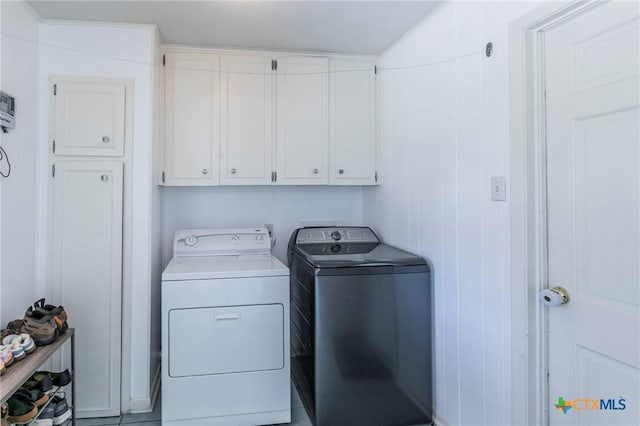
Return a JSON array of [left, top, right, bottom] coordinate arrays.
[[76, 385, 311, 426]]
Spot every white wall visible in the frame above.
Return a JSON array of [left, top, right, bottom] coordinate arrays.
[[38, 21, 158, 412], [162, 186, 364, 265], [365, 1, 538, 425], [0, 0, 40, 325]]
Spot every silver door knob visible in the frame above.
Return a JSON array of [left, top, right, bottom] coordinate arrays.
[[338, 169, 344, 175], [312, 168, 318, 175], [231, 168, 237, 174], [102, 136, 110, 143], [539, 286, 570, 306], [101, 175, 109, 181], [202, 169, 208, 175]]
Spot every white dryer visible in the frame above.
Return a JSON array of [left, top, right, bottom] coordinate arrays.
[[161, 228, 290, 425]]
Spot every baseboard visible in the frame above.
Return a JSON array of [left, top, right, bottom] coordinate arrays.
[[128, 364, 161, 414], [432, 411, 451, 426]]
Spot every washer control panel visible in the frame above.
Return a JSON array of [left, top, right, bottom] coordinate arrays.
[[174, 228, 271, 256], [295, 227, 379, 244]]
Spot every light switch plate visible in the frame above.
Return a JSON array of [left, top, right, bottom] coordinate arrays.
[[491, 176, 507, 201]]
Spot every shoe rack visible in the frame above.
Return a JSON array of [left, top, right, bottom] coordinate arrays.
[[0, 328, 75, 425]]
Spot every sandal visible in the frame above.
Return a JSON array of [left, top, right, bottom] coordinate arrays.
[[32, 369, 72, 387], [1, 335, 25, 361], [2, 333, 35, 356], [0, 345, 12, 367], [33, 298, 68, 335], [13, 388, 48, 408], [6, 394, 37, 424]]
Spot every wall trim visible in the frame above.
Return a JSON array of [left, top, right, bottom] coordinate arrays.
[[508, 1, 605, 425], [128, 363, 161, 414]]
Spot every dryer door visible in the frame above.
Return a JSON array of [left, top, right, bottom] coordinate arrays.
[[168, 303, 284, 377]]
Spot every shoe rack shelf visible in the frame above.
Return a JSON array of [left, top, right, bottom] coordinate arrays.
[[0, 328, 75, 423]]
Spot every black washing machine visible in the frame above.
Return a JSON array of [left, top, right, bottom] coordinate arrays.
[[288, 226, 432, 426]]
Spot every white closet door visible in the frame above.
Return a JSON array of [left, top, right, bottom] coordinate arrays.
[[53, 160, 122, 418], [220, 55, 274, 185], [164, 52, 220, 185], [54, 81, 125, 156], [276, 56, 328, 185], [329, 59, 376, 185]]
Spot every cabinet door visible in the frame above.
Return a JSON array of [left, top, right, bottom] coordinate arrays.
[[164, 52, 220, 185], [276, 57, 328, 185], [220, 55, 273, 185], [329, 59, 377, 185], [54, 81, 125, 156], [52, 160, 122, 417]]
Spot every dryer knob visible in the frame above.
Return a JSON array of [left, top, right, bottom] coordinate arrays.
[[185, 234, 198, 247]]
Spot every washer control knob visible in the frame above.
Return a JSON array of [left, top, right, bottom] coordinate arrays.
[[256, 234, 264, 241], [330, 230, 342, 241], [232, 235, 240, 242], [184, 234, 198, 247]]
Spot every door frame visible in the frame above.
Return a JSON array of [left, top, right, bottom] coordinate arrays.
[[508, 1, 605, 425]]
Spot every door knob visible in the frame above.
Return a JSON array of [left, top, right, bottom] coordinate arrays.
[[539, 286, 570, 306]]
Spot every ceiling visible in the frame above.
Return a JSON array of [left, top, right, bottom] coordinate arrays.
[[27, 1, 441, 55]]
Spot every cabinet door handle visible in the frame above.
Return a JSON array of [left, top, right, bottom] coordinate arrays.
[[231, 168, 237, 174], [202, 169, 208, 175], [101, 175, 109, 181], [102, 136, 110, 143], [338, 169, 345, 175], [312, 168, 318, 175]]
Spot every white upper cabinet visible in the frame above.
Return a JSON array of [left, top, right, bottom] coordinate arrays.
[[220, 55, 274, 185], [329, 59, 377, 185], [164, 52, 220, 185], [275, 57, 328, 185], [53, 80, 125, 156], [161, 49, 377, 186]]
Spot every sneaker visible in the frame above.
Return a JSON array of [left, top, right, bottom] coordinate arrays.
[[33, 299, 68, 335], [21, 311, 58, 346], [32, 403, 54, 426], [50, 394, 71, 425], [22, 373, 53, 393]]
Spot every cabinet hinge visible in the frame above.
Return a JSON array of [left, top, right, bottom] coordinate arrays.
[[52, 140, 56, 154], [161, 171, 165, 183], [274, 171, 277, 182], [52, 164, 55, 178], [375, 171, 378, 183], [162, 54, 166, 66], [53, 84, 57, 96], [374, 65, 378, 74]]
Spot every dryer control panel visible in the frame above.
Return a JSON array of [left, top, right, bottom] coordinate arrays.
[[174, 228, 271, 257]]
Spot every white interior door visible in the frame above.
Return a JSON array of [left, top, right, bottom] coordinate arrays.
[[53, 160, 123, 418], [545, 2, 639, 425]]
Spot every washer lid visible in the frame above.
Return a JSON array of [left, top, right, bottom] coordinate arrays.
[[162, 254, 289, 281], [295, 242, 427, 269]]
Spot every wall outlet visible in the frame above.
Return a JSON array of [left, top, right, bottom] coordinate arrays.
[[491, 176, 507, 201]]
